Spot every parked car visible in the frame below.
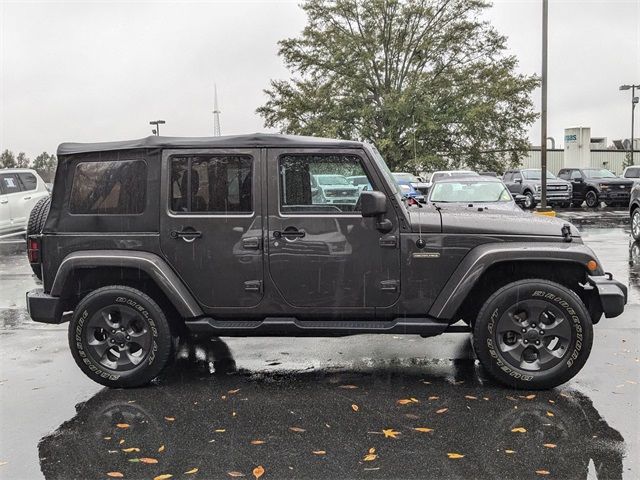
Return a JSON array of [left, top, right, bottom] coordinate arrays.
[[428, 176, 524, 212], [311, 174, 360, 206], [26, 134, 626, 390], [425, 170, 478, 190], [630, 183, 640, 241], [557, 167, 634, 208], [346, 175, 371, 191], [503, 168, 572, 209], [396, 179, 425, 203], [0, 168, 49, 236], [622, 165, 640, 185], [392, 172, 429, 194]]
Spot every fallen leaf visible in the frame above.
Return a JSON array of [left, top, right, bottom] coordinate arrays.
[[158, 445, 165, 453], [465, 395, 477, 400], [511, 427, 527, 433], [339, 385, 358, 389], [184, 468, 199, 474], [104, 437, 112, 440], [505, 450, 516, 454], [228, 388, 241, 394], [536, 470, 550, 475], [289, 427, 306, 432], [404, 413, 419, 419], [164, 417, 175, 422], [250, 440, 265, 445], [524, 394, 536, 400], [543, 443, 557, 449], [153, 475, 172, 480], [436, 408, 448, 414], [413, 427, 434, 433], [397, 398, 419, 405], [0, 462, 7, 467], [122, 448, 140, 453], [107, 473, 124, 478], [128, 459, 140, 463], [382, 428, 400, 439], [363, 448, 377, 461], [139, 458, 158, 464], [351, 404, 359, 412], [428, 396, 439, 400], [546, 411, 555, 417], [252, 465, 265, 479], [116, 423, 130, 429], [215, 429, 226, 433], [119, 440, 125, 445], [312, 450, 326, 455], [447, 453, 464, 459], [227, 472, 245, 477]]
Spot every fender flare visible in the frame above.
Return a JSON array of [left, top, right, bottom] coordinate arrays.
[[428, 242, 602, 320], [50, 250, 203, 318]]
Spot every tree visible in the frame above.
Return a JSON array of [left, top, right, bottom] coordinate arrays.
[[16, 152, 30, 168], [257, 0, 539, 173], [33, 152, 57, 182], [1, 149, 16, 168]]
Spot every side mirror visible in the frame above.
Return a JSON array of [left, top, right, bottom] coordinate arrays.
[[514, 194, 527, 206], [574, 177, 584, 183], [360, 191, 387, 217], [514, 177, 523, 184]]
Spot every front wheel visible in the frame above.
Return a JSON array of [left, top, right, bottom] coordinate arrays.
[[523, 191, 537, 209], [473, 279, 593, 390], [632, 208, 640, 241], [585, 190, 600, 208], [68, 286, 174, 388]]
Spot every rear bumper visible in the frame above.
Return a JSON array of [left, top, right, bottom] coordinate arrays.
[[26, 288, 65, 324], [587, 274, 627, 318]]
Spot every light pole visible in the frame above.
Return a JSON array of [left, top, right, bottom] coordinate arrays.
[[538, 0, 551, 212], [620, 84, 640, 166], [149, 120, 166, 136]]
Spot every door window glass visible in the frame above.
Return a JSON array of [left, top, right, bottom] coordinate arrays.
[[0, 174, 22, 194], [570, 170, 582, 180], [170, 155, 253, 214], [279, 154, 372, 214], [17, 172, 37, 191]]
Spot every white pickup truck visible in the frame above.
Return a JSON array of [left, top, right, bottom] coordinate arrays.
[[0, 169, 50, 236]]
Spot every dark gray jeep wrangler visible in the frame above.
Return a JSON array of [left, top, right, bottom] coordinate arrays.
[[26, 135, 626, 389]]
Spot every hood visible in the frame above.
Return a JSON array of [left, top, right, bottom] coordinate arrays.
[[434, 202, 522, 213], [592, 178, 634, 186]]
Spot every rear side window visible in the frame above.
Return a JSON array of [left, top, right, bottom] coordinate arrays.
[[170, 155, 253, 214], [17, 172, 37, 191], [70, 160, 147, 214], [1, 174, 22, 194]]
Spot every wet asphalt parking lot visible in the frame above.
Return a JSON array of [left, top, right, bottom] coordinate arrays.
[[1, 208, 639, 480]]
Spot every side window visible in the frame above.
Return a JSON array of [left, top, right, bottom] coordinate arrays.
[[170, 155, 253, 214], [0, 174, 22, 194], [17, 172, 37, 191], [503, 172, 512, 182], [570, 170, 582, 180], [513, 172, 522, 182], [279, 154, 372, 214], [626, 167, 640, 178], [557, 170, 568, 180], [70, 160, 147, 214]]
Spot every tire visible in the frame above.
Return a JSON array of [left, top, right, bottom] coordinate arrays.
[[26, 196, 51, 279], [473, 279, 593, 390], [68, 286, 174, 388], [632, 208, 640, 241], [585, 190, 599, 208], [523, 191, 536, 209]]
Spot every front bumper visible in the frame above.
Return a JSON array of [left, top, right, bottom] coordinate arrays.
[[599, 191, 631, 203], [586, 274, 627, 318], [26, 288, 65, 324], [534, 191, 572, 203]]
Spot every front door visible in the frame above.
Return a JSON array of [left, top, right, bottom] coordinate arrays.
[[266, 148, 401, 312], [160, 149, 263, 309]]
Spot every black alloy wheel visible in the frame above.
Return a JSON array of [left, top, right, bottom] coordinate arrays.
[[585, 190, 599, 208]]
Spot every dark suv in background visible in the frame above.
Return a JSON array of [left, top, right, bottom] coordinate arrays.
[[503, 168, 572, 209], [558, 167, 633, 208]]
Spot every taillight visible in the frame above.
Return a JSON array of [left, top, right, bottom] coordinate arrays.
[[27, 237, 40, 263]]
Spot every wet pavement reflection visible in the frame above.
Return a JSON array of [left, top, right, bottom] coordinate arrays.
[[38, 338, 624, 480]]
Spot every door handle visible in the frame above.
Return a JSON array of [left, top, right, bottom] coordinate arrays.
[[379, 235, 397, 248], [273, 229, 305, 239], [170, 228, 202, 243], [242, 236, 261, 250], [0, 200, 7, 204], [23, 196, 32, 200]]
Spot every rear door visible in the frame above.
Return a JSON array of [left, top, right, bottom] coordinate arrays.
[[266, 148, 401, 312], [160, 149, 264, 309], [0, 173, 23, 230]]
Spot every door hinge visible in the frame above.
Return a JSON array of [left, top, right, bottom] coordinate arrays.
[[380, 279, 399, 292], [244, 280, 263, 293], [379, 235, 397, 248]]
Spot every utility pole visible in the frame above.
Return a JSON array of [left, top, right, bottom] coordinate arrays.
[[620, 84, 640, 165], [539, 0, 550, 212], [213, 84, 221, 137]]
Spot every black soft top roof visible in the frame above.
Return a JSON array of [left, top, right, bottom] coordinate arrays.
[[57, 133, 363, 156]]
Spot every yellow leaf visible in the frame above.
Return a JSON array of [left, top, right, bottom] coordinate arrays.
[[153, 475, 173, 480], [121, 448, 140, 453], [382, 428, 400, 438], [158, 445, 165, 453], [164, 417, 175, 422], [215, 429, 226, 433], [511, 427, 527, 433], [536, 470, 550, 475], [227, 472, 245, 477], [464, 395, 477, 400], [525, 394, 536, 400], [252, 465, 265, 480], [339, 385, 358, 389], [312, 450, 326, 455], [351, 404, 359, 412], [184, 468, 199, 474], [397, 398, 419, 405], [250, 440, 265, 445], [413, 427, 434, 433], [543, 443, 557, 449], [428, 396, 439, 400], [107, 473, 124, 478], [369, 448, 376, 454], [505, 450, 516, 454], [228, 388, 241, 394], [139, 458, 158, 464], [436, 408, 448, 414], [104, 437, 112, 440], [289, 426, 306, 432], [116, 423, 130, 429], [546, 411, 555, 417], [447, 453, 465, 459], [363, 453, 377, 461], [119, 440, 125, 445]]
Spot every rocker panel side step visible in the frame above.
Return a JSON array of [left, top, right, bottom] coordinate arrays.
[[185, 316, 451, 337]]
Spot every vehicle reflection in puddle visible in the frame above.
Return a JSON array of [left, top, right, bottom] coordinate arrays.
[[38, 338, 624, 480], [629, 240, 640, 294]]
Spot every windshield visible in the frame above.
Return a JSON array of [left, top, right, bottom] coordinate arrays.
[[522, 170, 557, 180], [316, 175, 350, 186], [430, 181, 512, 203], [399, 184, 412, 194], [367, 145, 399, 195], [583, 168, 616, 179], [393, 173, 419, 183]]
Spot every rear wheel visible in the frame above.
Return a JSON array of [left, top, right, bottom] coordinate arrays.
[[68, 286, 174, 388], [585, 190, 599, 208], [632, 208, 640, 241], [473, 279, 593, 389]]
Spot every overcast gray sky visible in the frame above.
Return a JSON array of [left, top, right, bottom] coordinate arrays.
[[1, 0, 638, 159]]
